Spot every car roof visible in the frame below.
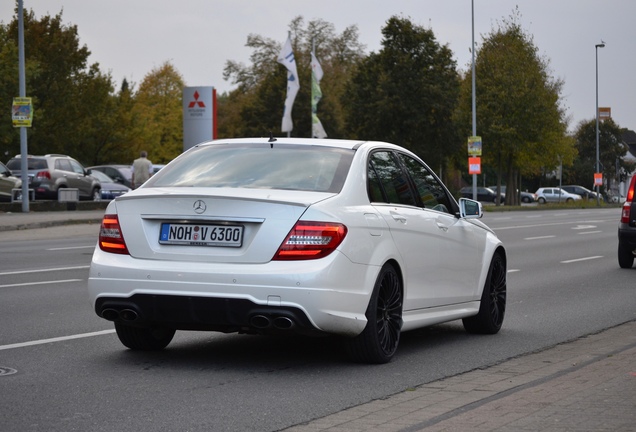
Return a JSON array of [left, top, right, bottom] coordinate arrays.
[[199, 137, 370, 151]]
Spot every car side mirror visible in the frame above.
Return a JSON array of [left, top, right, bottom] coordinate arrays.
[[458, 198, 483, 219]]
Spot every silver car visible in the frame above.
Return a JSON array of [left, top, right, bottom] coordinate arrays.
[[0, 161, 21, 202], [535, 187, 582, 204], [7, 154, 101, 201]]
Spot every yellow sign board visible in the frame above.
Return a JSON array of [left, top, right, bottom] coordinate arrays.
[[12, 97, 33, 127], [468, 136, 482, 156]]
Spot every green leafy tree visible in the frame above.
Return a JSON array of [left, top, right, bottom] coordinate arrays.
[[131, 61, 184, 163], [456, 9, 574, 204], [221, 16, 365, 138], [0, 7, 116, 164], [89, 78, 140, 165], [571, 118, 634, 191], [342, 16, 460, 174]]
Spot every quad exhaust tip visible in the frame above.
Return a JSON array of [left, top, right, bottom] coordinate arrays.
[[250, 314, 295, 330], [100, 308, 138, 322]]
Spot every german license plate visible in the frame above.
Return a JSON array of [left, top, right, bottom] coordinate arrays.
[[159, 223, 243, 247]]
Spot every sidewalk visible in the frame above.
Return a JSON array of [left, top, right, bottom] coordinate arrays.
[[284, 321, 636, 432], [2, 209, 635, 431], [0, 208, 104, 231]]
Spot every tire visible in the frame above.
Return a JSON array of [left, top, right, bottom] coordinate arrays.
[[463, 252, 506, 334], [566, 198, 573, 203], [618, 242, 635, 269], [92, 188, 101, 201], [538, 197, 546, 204], [345, 264, 403, 364], [522, 197, 530, 203], [114, 322, 176, 350]]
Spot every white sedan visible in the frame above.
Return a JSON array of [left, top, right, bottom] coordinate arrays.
[[88, 138, 506, 363]]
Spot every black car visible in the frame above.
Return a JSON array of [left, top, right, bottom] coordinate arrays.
[[561, 185, 600, 201], [89, 169, 131, 200], [87, 165, 133, 189], [618, 174, 636, 268], [460, 186, 505, 204], [488, 185, 537, 203]]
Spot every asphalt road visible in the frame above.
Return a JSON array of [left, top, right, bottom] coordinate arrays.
[[0, 207, 634, 432]]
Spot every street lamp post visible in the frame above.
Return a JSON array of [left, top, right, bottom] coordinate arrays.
[[595, 42, 605, 206]]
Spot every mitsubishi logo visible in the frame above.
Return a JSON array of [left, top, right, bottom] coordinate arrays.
[[188, 91, 206, 108], [193, 200, 207, 214]]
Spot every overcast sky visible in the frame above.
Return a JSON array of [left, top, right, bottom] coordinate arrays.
[[2, 1, 634, 133]]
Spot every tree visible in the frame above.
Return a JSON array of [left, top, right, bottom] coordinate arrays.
[[456, 8, 574, 205], [221, 16, 365, 139], [571, 118, 634, 192], [342, 16, 460, 174], [0, 6, 117, 164], [131, 61, 184, 163]]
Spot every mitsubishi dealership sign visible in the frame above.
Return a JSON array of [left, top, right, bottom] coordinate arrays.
[[183, 86, 217, 151]]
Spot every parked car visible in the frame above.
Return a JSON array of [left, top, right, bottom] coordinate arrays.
[[618, 174, 636, 268], [87, 165, 133, 189], [6, 154, 101, 200], [535, 187, 582, 204], [88, 138, 507, 364], [561, 185, 601, 201], [152, 164, 166, 174], [89, 170, 131, 200], [460, 186, 505, 204], [487, 186, 537, 203], [0, 161, 21, 202]]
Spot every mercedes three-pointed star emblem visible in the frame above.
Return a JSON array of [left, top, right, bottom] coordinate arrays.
[[193, 200, 207, 214]]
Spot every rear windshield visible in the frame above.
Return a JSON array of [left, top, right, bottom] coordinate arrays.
[[147, 144, 354, 193], [7, 158, 48, 170]]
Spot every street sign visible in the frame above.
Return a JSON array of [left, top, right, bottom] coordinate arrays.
[[594, 173, 603, 186], [12, 97, 33, 127], [469, 157, 481, 174], [468, 136, 482, 156]]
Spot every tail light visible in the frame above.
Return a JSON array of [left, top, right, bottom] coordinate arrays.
[[35, 170, 51, 179], [99, 214, 129, 255], [621, 175, 636, 224], [273, 221, 347, 260]]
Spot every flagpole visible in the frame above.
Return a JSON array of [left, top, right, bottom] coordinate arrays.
[[312, 38, 315, 138], [277, 31, 299, 138], [288, 31, 292, 139]]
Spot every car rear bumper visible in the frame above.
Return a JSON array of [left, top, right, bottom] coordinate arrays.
[[88, 248, 377, 337]]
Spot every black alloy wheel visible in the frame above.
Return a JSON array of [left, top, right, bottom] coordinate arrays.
[[463, 252, 507, 334], [345, 264, 403, 364]]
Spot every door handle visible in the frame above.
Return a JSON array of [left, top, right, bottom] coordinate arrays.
[[436, 222, 449, 232], [390, 211, 407, 223]]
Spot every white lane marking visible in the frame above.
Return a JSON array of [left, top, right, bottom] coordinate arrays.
[[494, 218, 615, 231], [507, 269, 520, 273], [0, 265, 90, 276], [561, 256, 604, 264], [578, 231, 603, 235], [572, 225, 597, 230], [524, 235, 556, 240], [0, 279, 82, 288], [0, 329, 115, 351], [47, 246, 94, 251]]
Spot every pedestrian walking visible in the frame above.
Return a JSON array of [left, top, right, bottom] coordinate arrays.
[[132, 151, 153, 189]]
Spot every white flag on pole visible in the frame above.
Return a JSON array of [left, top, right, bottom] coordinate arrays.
[[277, 34, 300, 133], [311, 51, 327, 138]]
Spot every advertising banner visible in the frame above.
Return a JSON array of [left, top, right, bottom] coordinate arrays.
[[183, 87, 216, 151], [12, 97, 33, 127]]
